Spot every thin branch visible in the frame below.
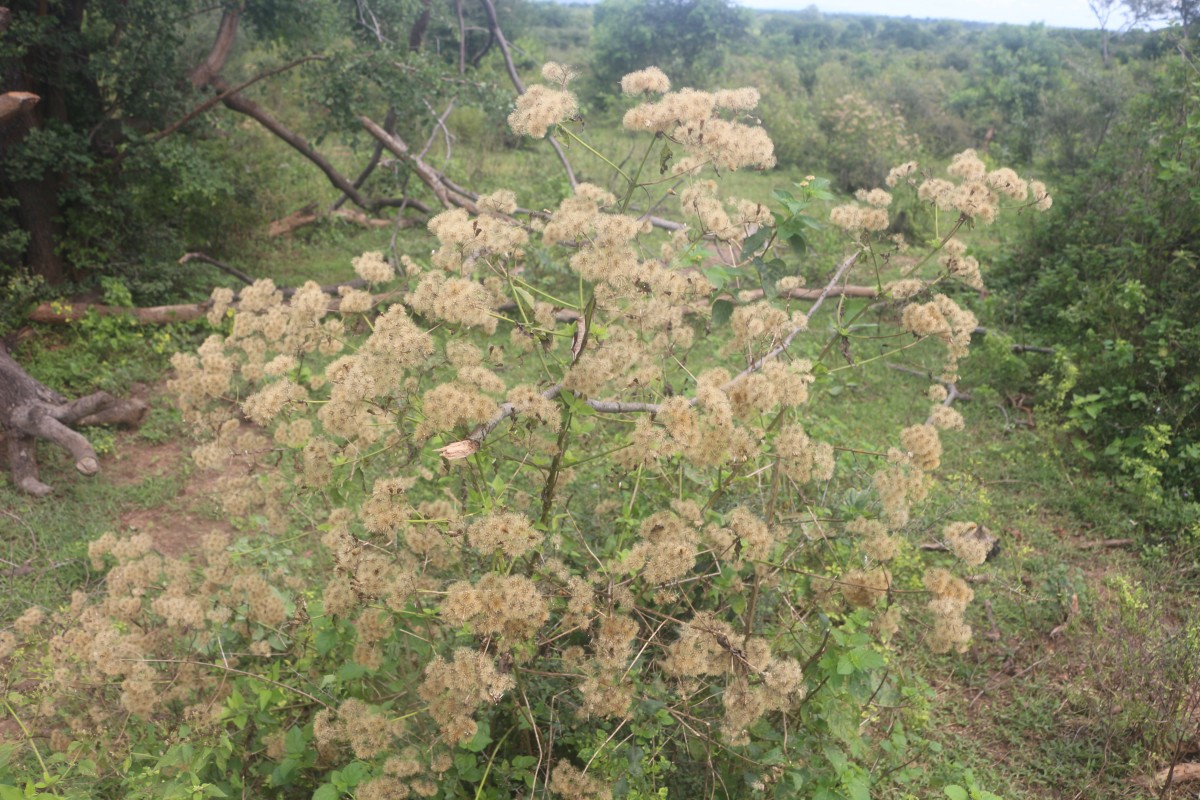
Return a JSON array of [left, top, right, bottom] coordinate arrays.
[[476, 0, 576, 187], [332, 107, 397, 212], [417, 97, 456, 164], [360, 115, 478, 212], [716, 251, 859, 400], [179, 252, 255, 286], [154, 55, 325, 144]]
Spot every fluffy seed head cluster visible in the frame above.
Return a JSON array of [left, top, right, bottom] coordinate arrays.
[[620, 66, 670, 95], [508, 67, 578, 138], [467, 512, 542, 558], [623, 83, 775, 172], [775, 423, 835, 484], [848, 517, 902, 563], [924, 567, 974, 653], [840, 567, 892, 608], [901, 294, 978, 380], [885, 160, 919, 187], [830, 201, 890, 233], [938, 237, 983, 291], [929, 404, 964, 431], [419, 648, 515, 743], [873, 449, 930, 528], [353, 251, 395, 283], [900, 423, 942, 471], [409, 272, 499, 334], [624, 510, 700, 585], [549, 761, 612, 800], [442, 573, 549, 644], [944, 522, 990, 567]]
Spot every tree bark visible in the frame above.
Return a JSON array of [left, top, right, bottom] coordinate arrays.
[[0, 343, 147, 496]]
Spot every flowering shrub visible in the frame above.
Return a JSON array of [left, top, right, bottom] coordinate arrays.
[[1, 65, 1051, 798]]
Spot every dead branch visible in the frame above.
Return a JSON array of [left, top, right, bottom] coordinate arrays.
[[454, 0, 467, 74], [180, 252, 255, 285], [1077, 538, 1136, 549], [214, 75, 372, 210], [186, 7, 372, 210], [333, 108, 397, 212], [0, 91, 38, 125], [153, 55, 325, 144], [359, 115, 478, 213], [268, 206, 405, 238], [1152, 762, 1200, 789], [740, 284, 879, 303], [187, 7, 240, 89], [1, 343, 147, 495], [477, 0, 577, 188], [27, 276, 379, 325]]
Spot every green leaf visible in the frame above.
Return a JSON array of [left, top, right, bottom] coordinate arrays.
[[702, 266, 731, 290], [740, 226, 772, 260], [944, 786, 969, 800], [285, 725, 306, 755], [514, 286, 537, 314], [315, 627, 340, 656], [460, 720, 493, 753], [312, 785, 339, 800], [711, 299, 733, 327]]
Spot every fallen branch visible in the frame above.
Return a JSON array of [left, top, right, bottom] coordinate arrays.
[[1153, 762, 1200, 789], [333, 108, 396, 211], [1076, 538, 1135, 549], [180, 252, 255, 285], [1, 343, 147, 495], [0, 91, 38, 124], [28, 277, 378, 325], [152, 54, 325, 144], [268, 206, 406, 238], [359, 115, 478, 213]]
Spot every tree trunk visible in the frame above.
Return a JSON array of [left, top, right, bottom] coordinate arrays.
[[0, 343, 147, 496], [0, 0, 91, 284], [9, 176, 68, 284]]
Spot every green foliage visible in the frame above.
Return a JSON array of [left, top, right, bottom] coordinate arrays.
[[590, 0, 748, 94], [993, 60, 1200, 498], [18, 294, 188, 396]]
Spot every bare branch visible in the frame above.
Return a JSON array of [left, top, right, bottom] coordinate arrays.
[[180, 252, 255, 286], [333, 107, 397, 212], [187, 7, 240, 89], [154, 55, 325, 144], [476, 0, 577, 188], [359, 115, 478, 212]]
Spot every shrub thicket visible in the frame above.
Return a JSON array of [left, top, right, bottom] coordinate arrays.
[[992, 60, 1200, 500]]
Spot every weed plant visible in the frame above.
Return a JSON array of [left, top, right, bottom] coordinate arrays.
[[1, 66, 1053, 799]]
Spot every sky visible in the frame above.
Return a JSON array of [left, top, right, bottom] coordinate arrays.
[[735, 0, 1122, 29]]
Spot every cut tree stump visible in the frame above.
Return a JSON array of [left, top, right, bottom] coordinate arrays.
[[0, 343, 148, 496]]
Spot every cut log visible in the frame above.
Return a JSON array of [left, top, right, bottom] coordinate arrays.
[[0, 343, 147, 495]]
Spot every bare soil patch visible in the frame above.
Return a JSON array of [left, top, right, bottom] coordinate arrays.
[[106, 429, 236, 558]]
